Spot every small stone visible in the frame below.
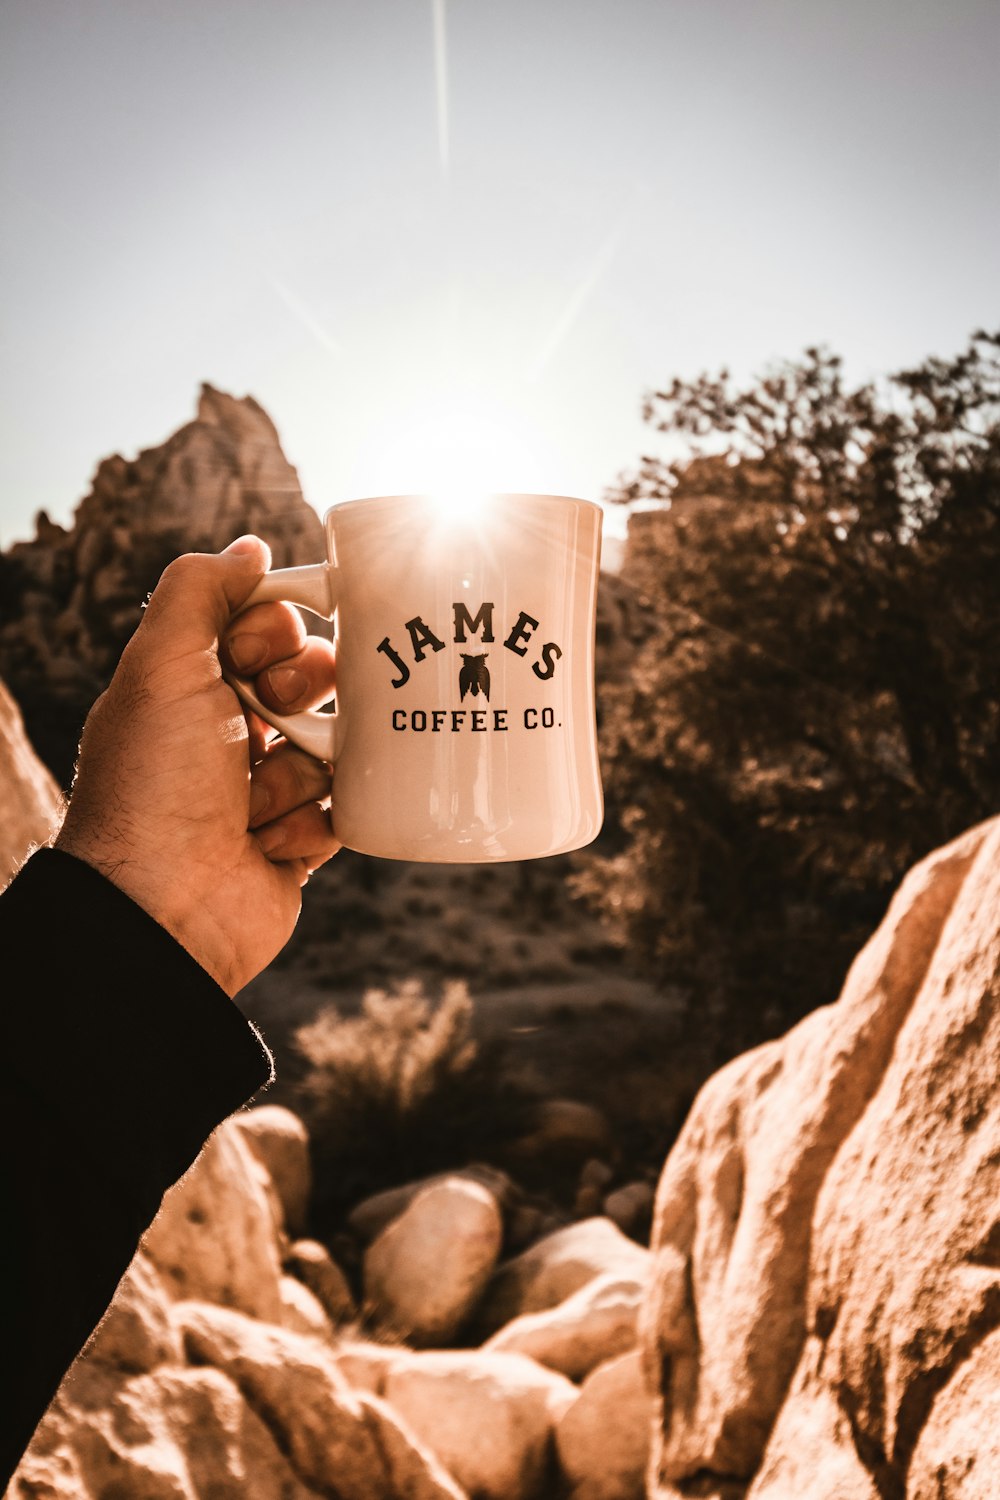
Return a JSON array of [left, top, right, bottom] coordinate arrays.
[[603, 1182, 655, 1241], [286, 1238, 356, 1325]]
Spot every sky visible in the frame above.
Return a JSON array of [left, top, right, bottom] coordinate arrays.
[[1, 0, 997, 547]]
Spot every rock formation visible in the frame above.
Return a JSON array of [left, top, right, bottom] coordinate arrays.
[[644, 815, 1000, 1499], [0, 676, 62, 889], [11, 1102, 655, 1500], [0, 385, 325, 784]]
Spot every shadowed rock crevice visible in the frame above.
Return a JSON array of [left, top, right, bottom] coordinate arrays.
[[890, 1285, 1000, 1489]]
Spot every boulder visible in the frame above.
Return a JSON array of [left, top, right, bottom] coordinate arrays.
[[477, 1217, 650, 1335], [286, 1237, 356, 1325], [348, 1163, 514, 1243], [12, 1366, 315, 1500], [485, 1271, 644, 1380], [278, 1274, 331, 1339], [364, 1176, 503, 1342], [384, 1349, 577, 1500], [82, 1252, 180, 1375], [556, 1350, 651, 1500], [232, 1105, 311, 1237], [644, 816, 1000, 1498], [332, 1339, 403, 1395], [0, 677, 61, 887], [178, 1301, 465, 1499], [511, 1098, 611, 1164], [603, 1181, 655, 1241], [141, 1118, 284, 1322]]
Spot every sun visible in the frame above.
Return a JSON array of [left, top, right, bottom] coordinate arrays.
[[344, 385, 561, 515]]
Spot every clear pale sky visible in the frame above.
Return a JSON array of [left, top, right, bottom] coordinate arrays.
[[1, 0, 997, 546]]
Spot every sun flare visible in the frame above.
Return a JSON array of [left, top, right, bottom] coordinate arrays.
[[347, 387, 562, 507]]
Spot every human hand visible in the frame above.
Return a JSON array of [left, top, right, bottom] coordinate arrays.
[[56, 536, 339, 995]]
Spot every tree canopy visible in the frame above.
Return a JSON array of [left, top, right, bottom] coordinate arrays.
[[580, 331, 1000, 1056]]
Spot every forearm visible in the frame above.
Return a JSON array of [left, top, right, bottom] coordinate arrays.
[[0, 849, 273, 1485]]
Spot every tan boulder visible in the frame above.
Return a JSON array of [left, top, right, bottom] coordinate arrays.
[[141, 1118, 283, 1322], [644, 816, 1000, 1498], [0, 677, 61, 888], [178, 1300, 466, 1499], [232, 1104, 311, 1238], [12, 1366, 314, 1500], [364, 1175, 503, 1342], [485, 1271, 644, 1380], [332, 1338, 404, 1395], [347, 1163, 514, 1243], [478, 1217, 650, 1335], [286, 1237, 357, 1324], [384, 1348, 577, 1500], [278, 1274, 331, 1339], [82, 1252, 180, 1375], [556, 1350, 651, 1500]]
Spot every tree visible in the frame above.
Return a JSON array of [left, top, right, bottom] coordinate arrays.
[[579, 332, 1000, 1057]]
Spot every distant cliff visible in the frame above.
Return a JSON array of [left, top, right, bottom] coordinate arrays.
[[0, 386, 325, 786]]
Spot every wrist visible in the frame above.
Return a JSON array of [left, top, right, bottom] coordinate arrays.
[[54, 826, 241, 995]]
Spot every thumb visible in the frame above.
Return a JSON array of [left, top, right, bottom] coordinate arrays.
[[135, 536, 273, 655]]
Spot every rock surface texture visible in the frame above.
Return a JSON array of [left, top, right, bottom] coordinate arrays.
[[644, 816, 1000, 1499]]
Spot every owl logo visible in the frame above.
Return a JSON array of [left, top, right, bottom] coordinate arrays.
[[459, 653, 491, 702]]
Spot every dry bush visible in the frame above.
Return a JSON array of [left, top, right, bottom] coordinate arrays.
[[294, 979, 526, 1227]]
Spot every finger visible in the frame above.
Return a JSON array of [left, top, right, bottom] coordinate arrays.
[[255, 637, 337, 715], [248, 741, 332, 828], [136, 537, 272, 657], [254, 801, 341, 864], [221, 600, 309, 675]]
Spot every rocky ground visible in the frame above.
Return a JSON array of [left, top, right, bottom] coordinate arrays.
[[14, 801, 1000, 1499], [10, 1104, 658, 1500]]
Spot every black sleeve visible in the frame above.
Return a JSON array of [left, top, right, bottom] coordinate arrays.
[[0, 848, 274, 1486]]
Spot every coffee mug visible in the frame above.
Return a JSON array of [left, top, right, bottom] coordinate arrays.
[[225, 492, 604, 862]]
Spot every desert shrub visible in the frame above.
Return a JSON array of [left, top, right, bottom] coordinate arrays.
[[294, 978, 527, 1227]]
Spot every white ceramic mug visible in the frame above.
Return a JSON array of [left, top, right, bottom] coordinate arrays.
[[226, 492, 604, 862]]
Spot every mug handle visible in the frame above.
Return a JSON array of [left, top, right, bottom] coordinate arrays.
[[222, 561, 341, 762]]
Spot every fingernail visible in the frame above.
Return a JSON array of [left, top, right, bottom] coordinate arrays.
[[257, 824, 286, 856], [267, 665, 307, 706], [248, 782, 270, 823], [228, 632, 267, 671], [224, 535, 260, 556]]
